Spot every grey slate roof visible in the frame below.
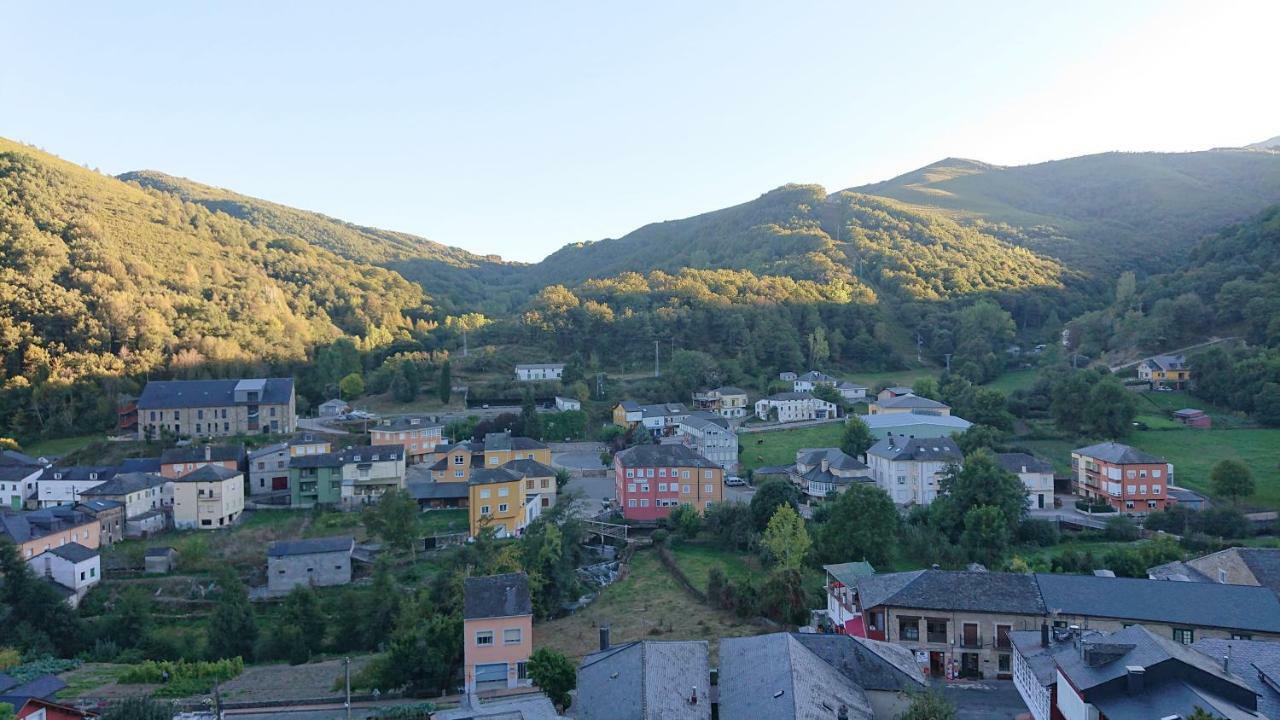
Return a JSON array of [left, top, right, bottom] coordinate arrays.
[[712, 386, 748, 396], [762, 391, 824, 402], [79, 472, 165, 497], [680, 413, 731, 432], [639, 403, 688, 419], [463, 573, 532, 619], [874, 394, 949, 410], [247, 442, 288, 460], [267, 535, 354, 558], [1195, 638, 1280, 720], [406, 480, 469, 501], [160, 444, 245, 465], [797, 371, 836, 383], [796, 448, 867, 472], [788, 633, 925, 692], [375, 416, 443, 432], [0, 464, 41, 483], [137, 378, 294, 409], [1072, 441, 1164, 465], [1035, 572, 1280, 633], [339, 445, 405, 463], [47, 542, 97, 563], [994, 452, 1054, 475], [469, 467, 525, 486], [1147, 560, 1211, 583], [576, 640, 710, 720], [482, 432, 547, 452], [616, 444, 720, 469], [117, 456, 162, 473], [718, 634, 874, 720], [433, 695, 562, 720], [865, 436, 963, 463], [289, 452, 343, 469], [858, 413, 972, 432], [855, 570, 1046, 615], [503, 458, 557, 478], [39, 465, 117, 483], [823, 562, 877, 587], [77, 499, 123, 514], [0, 674, 66, 701], [1213, 548, 1280, 596], [175, 464, 240, 482]]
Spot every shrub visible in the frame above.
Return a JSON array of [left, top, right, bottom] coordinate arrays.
[[119, 658, 244, 697], [1103, 516, 1140, 541], [651, 529, 669, 546], [1017, 519, 1061, 547]]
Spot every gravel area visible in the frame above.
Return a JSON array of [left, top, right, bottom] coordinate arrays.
[[217, 656, 375, 703]]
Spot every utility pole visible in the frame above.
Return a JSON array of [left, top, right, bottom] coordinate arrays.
[[916, 333, 923, 364], [345, 656, 352, 720], [654, 341, 660, 378], [462, 326, 468, 358], [944, 353, 953, 373]]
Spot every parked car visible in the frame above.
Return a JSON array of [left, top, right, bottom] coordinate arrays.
[[724, 476, 746, 486]]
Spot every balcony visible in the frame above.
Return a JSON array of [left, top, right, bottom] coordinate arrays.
[[960, 633, 983, 649]]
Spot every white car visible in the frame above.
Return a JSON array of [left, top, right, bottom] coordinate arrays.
[[724, 476, 747, 487]]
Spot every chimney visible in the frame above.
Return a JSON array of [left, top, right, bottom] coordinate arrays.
[[1224, 643, 1232, 674], [838, 706, 849, 720], [821, 459, 829, 473], [688, 687, 698, 705], [1041, 623, 1050, 648], [204, 445, 211, 461], [1125, 666, 1144, 695], [599, 624, 611, 652]]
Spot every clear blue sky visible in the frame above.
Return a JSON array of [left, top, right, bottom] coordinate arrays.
[[4, 1, 1277, 262]]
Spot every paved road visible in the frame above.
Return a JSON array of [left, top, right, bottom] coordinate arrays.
[[1107, 336, 1238, 373], [932, 678, 1029, 720]]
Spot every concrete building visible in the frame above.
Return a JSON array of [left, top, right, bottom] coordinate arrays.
[[27, 542, 100, 607], [674, 412, 739, 471], [1072, 441, 1170, 513], [867, 393, 951, 416], [171, 465, 244, 530], [136, 377, 296, 439], [0, 461, 43, 510], [145, 546, 178, 574], [754, 392, 838, 423], [370, 417, 443, 465], [35, 466, 115, 508], [75, 500, 125, 545], [266, 536, 355, 596], [865, 435, 963, 506], [317, 398, 349, 417], [577, 633, 710, 720], [463, 573, 534, 693], [791, 448, 871, 500], [554, 396, 581, 412], [858, 413, 971, 439], [691, 386, 750, 418], [614, 444, 723, 522], [0, 506, 101, 561], [514, 363, 564, 382], [994, 453, 1056, 511], [159, 444, 245, 480]]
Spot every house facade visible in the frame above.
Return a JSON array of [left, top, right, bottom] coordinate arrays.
[[338, 445, 407, 507], [613, 444, 723, 521], [674, 413, 739, 471], [76, 500, 126, 545], [35, 466, 115, 508], [27, 542, 100, 607], [79, 472, 165, 520], [1138, 353, 1191, 389], [754, 392, 838, 423], [136, 377, 296, 439], [463, 573, 534, 692], [431, 433, 552, 484], [994, 453, 1056, 511], [1071, 441, 1170, 513], [0, 506, 101, 561], [514, 363, 564, 381], [468, 467, 539, 538], [370, 417, 443, 465], [266, 536, 354, 596], [171, 465, 244, 530], [865, 435, 963, 506], [793, 371, 869, 402], [159, 444, 244, 480], [791, 448, 871, 499], [554, 396, 581, 412], [691, 386, 749, 418], [1, 462, 43, 510]]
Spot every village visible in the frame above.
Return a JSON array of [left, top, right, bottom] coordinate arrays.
[[2, 349, 1279, 720]]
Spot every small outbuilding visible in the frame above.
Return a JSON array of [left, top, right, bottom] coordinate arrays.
[[144, 546, 178, 574], [318, 398, 350, 418], [1172, 408, 1211, 429], [266, 535, 355, 596]]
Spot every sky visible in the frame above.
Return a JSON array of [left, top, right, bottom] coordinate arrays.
[[4, 1, 1278, 262]]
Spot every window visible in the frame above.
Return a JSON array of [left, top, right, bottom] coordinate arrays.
[[627, 484, 636, 493], [896, 475, 906, 485], [658, 483, 667, 492], [503, 628, 522, 644], [489, 456, 499, 465], [454, 455, 464, 465], [626, 469, 635, 478], [480, 505, 491, 515], [498, 487, 509, 497], [517, 661, 528, 680], [201, 519, 212, 526], [1126, 485, 1136, 494], [1152, 484, 1162, 494], [499, 503, 509, 512], [480, 489, 491, 499], [1147, 500, 1157, 509], [1125, 500, 1135, 509], [1232, 633, 1253, 640], [1153, 469, 1162, 478], [475, 631, 494, 646], [627, 499, 637, 508], [658, 468, 667, 478], [1126, 470, 1136, 479], [1173, 628, 1194, 645], [541, 478, 549, 489], [1219, 569, 1228, 583], [898, 617, 920, 641], [683, 484, 691, 494], [639, 499, 649, 507], [703, 470, 713, 479], [998, 654, 1011, 673], [198, 409, 204, 420], [646, 469, 654, 478], [682, 470, 690, 479], [196, 424, 202, 433], [455, 470, 465, 478], [704, 484, 713, 494]]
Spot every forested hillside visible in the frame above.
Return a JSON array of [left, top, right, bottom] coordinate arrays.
[[854, 150, 1280, 271], [0, 139, 429, 435], [119, 170, 526, 315]]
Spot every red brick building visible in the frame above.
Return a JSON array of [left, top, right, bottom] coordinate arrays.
[[1071, 441, 1170, 513], [613, 444, 723, 521]]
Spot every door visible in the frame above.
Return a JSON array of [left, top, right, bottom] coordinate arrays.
[[961, 652, 981, 679], [962, 623, 978, 648], [475, 662, 509, 689], [929, 651, 945, 677], [272, 476, 289, 491]]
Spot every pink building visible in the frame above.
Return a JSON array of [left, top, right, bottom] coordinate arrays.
[[463, 572, 533, 692], [613, 444, 723, 522]]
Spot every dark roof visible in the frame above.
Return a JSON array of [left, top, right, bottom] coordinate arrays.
[[175, 464, 240, 482], [482, 432, 547, 452], [865, 436, 963, 463], [1230, 548, 1280, 596], [796, 448, 867, 472], [823, 562, 877, 587], [680, 413, 731, 432], [856, 570, 1046, 615], [1147, 560, 1212, 583], [874, 394, 949, 410], [1072, 441, 1164, 465], [0, 464, 41, 483], [762, 391, 824, 402], [137, 378, 294, 409], [0, 673, 15, 693], [267, 536, 354, 558], [117, 456, 162, 473], [718, 634, 874, 720], [576, 641, 711, 720], [39, 466, 117, 483], [1173, 408, 1207, 418], [406, 480, 469, 501], [616, 444, 719, 469], [463, 573, 532, 619], [338, 445, 405, 463], [638, 403, 688, 419], [712, 386, 748, 396], [0, 674, 67, 701], [994, 452, 1054, 475], [160, 444, 245, 465], [79, 472, 165, 497], [374, 416, 443, 432], [1195, 638, 1280, 720], [1035, 572, 1280, 633], [48, 542, 97, 563], [788, 633, 924, 692], [469, 467, 525, 486], [1, 507, 97, 544], [289, 451, 343, 469], [77, 499, 123, 514], [287, 433, 330, 447], [503, 458, 557, 477]]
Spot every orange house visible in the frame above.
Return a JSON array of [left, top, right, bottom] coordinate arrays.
[[159, 444, 243, 480], [0, 506, 101, 561], [370, 416, 443, 465], [463, 572, 533, 692]]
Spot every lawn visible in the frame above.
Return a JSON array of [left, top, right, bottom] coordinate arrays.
[[1132, 389, 1249, 428], [418, 509, 469, 536], [24, 433, 103, 458], [668, 541, 760, 588], [1129, 428, 1280, 509], [982, 368, 1039, 395], [534, 548, 763, 661], [739, 423, 843, 473]]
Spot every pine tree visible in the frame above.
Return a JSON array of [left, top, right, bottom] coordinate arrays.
[[437, 361, 452, 404]]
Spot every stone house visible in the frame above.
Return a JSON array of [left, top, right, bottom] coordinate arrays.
[[136, 377, 296, 440], [145, 546, 178, 574], [266, 535, 354, 596], [75, 500, 125, 545]]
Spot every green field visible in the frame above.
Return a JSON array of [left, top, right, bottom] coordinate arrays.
[[739, 423, 843, 473], [23, 433, 103, 458], [982, 368, 1039, 394], [1130, 428, 1280, 508], [669, 541, 760, 588]]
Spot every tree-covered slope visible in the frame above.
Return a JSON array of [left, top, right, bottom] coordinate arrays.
[[118, 170, 525, 315], [853, 150, 1280, 272], [0, 138, 426, 383]]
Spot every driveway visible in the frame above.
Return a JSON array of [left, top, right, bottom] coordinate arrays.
[[932, 678, 1029, 720], [554, 451, 607, 471]]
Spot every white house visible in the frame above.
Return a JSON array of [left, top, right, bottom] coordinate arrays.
[[1, 463, 43, 510], [996, 453, 1056, 511], [865, 434, 963, 506], [514, 363, 564, 382], [36, 467, 114, 508], [675, 412, 739, 471], [792, 371, 868, 401], [639, 403, 689, 436], [28, 542, 100, 607], [834, 380, 869, 401], [791, 448, 871, 499], [554, 396, 581, 412], [754, 392, 837, 423]]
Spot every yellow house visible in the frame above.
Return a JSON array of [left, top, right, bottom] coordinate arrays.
[[1138, 354, 1190, 389], [171, 465, 244, 530], [430, 433, 551, 484], [432, 442, 477, 483], [468, 467, 532, 538]]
